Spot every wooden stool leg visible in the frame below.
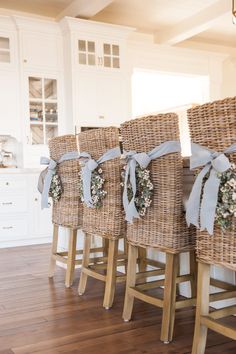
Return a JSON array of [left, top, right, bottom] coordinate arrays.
[[124, 238, 128, 274], [122, 244, 138, 322], [103, 239, 118, 309], [190, 251, 198, 299], [48, 224, 59, 278], [138, 246, 146, 272], [192, 262, 210, 354], [176, 254, 181, 296], [65, 229, 77, 288], [78, 233, 91, 295], [103, 238, 109, 258], [161, 253, 178, 343]]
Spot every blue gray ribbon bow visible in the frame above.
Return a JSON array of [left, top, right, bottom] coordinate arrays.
[[81, 147, 121, 208], [186, 143, 236, 235], [123, 141, 181, 223], [40, 151, 83, 209]]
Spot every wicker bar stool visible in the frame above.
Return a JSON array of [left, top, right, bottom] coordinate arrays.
[[187, 97, 236, 354], [77, 127, 127, 309], [120, 113, 196, 343], [47, 134, 84, 288]]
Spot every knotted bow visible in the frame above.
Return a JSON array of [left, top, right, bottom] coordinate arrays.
[[81, 147, 121, 208], [186, 143, 236, 235], [123, 141, 181, 223], [40, 151, 85, 209]]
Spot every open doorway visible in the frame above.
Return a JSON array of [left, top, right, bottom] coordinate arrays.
[[132, 69, 209, 156]]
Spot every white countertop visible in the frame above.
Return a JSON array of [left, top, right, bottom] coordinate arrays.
[[0, 168, 42, 174]]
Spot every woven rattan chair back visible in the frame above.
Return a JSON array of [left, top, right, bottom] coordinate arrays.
[[78, 127, 124, 239], [48, 134, 82, 229], [187, 96, 236, 270], [120, 114, 194, 253]]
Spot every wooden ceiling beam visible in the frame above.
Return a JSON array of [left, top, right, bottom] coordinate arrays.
[[154, 0, 231, 45], [57, 0, 114, 20]]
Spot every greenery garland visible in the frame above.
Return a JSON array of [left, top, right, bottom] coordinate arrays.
[[215, 162, 236, 231], [79, 168, 107, 208], [121, 164, 153, 217], [49, 173, 62, 203]]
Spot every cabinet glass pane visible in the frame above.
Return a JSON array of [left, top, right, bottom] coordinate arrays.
[[113, 57, 120, 69], [0, 51, 10, 62], [103, 43, 111, 55], [112, 45, 119, 56], [45, 102, 57, 123], [104, 56, 111, 67], [29, 101, 43, 122], [0, 37, 9, 50], [78, 40, 86, 52], [29, 77, 42, 99], [31, 125, 44, 145], [46, 125, 58, 143], [88, 54, 95, 66], [79, 53, 86, 65], [44, 79, 57, 99], [87, 41, 95, 53]]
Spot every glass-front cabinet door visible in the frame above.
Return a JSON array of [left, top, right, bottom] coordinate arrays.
[[28, 77, 58, 145], [78, 39, 96, 66], [77, 38, 121, 69], [103, 43, 120, 69], [0, 37, 10, 63]]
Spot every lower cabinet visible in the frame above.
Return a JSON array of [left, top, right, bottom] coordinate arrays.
[[0, 172, 53, 248]]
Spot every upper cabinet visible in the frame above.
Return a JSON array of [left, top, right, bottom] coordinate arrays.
[[77, 38, 121, 70], [60, 17, 134, 131], [14, 16, 63, 71], [0, 36, 10, 63], [0, 19, 20, 139]]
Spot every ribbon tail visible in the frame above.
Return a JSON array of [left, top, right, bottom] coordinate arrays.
[[200, 169, 220, 235], [82, 166, 94, 207], [41, 170, 53, 209], [126, 159, 140, 223], [186, 164, 211, 228]]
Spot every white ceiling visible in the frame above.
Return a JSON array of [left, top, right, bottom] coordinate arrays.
[[0, 0, 235, 47]]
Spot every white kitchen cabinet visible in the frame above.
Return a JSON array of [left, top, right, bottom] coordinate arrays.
[[60, 17, 133, 132], [0, 171, 52, 248], [77, 37, 122, 70], [0, 21, 21, 140], [28, 173, 53, 239], [0, 69, 21, 138], [14, 16, 62, 71], [76, 71, 126, 127]]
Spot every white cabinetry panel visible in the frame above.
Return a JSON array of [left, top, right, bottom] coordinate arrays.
[[21, 32, 61, 70], [0, 172, 52, 248], [0, 69, 20, 138]]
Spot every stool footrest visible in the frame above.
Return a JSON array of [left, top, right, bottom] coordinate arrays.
[[201, 315, 236, 340]]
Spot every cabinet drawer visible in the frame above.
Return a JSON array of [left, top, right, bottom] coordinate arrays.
[[0, 217, 28, 240], [0, 177, 27, 194], [0, 195, 27, 213]]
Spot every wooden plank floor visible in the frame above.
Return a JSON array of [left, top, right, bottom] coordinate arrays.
[[0, 244, 235, 354]]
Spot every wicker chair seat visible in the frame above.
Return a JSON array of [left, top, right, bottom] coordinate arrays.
[[120, 114, 195, 253], [78, 127, 125, 239], [187, 96, 236, 270], [48, 134, 82, 229]]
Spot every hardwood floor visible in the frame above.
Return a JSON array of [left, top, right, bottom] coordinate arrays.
[[0, 244, 235, 354]]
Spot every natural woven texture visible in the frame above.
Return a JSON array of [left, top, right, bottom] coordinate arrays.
[[48, 134, 82, 229], [120, 114, 195, 253], [187, 96, 236, 270], [78, 127, 124, 240]]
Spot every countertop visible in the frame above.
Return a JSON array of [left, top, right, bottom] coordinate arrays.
[[0, 168, 42, 174]]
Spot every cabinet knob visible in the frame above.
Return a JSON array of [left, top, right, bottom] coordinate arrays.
[[99, 115, 105, 120], [23, 59, 27, 63], [6, 182, 9, 186], [34, 198, 38, 202]]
